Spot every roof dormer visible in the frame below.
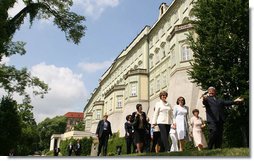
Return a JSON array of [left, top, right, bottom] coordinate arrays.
[[159, 3, 168, 19]]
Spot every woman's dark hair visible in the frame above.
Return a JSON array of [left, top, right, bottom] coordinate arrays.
[[136, 103, 142, 110], [192, 109, 199, 114], [176, 96, 186, 105], [126, 115, 131, 121], [159, 91, 168, 99]]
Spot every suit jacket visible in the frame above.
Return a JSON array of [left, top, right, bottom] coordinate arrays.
[[124, 122, 134, 138], [203, 96, 234, 123], [152, 100, 173, 125], [131, 111, 148, 130], [96, 120, 113, 138], [75, 143, 81, 155]]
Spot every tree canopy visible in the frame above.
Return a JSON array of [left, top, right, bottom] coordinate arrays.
[[37, 116, 67, 151], [188, 0, 249, 147], [0, 96, 21, 155], [0, 0, 86, 155], [0, 0, 86, 99]]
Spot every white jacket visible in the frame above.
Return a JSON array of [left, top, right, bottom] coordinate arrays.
[[152, 100, 173, 125]]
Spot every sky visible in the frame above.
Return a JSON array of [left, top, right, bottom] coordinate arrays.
[[3, 0, 173, 123]]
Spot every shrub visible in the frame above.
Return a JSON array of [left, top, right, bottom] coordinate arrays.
[[107, 132, 126, 156], [59, 137, 93, 156]]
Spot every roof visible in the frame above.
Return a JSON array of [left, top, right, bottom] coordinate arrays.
[[64, 112, 84, 119]]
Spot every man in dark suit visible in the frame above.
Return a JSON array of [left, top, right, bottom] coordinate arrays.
[[67, 142, 73, 156], [75, 139, 81, 156], [53, 147, 60, 156], [96, 114, 113, 156], [202, 87, 243, 149]]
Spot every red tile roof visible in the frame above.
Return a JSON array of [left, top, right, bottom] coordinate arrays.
[[64, 112, 84, 119]]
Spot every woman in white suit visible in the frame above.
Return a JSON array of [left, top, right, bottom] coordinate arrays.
[[152, 91, 173, 152], [172, 96, 191, 151]]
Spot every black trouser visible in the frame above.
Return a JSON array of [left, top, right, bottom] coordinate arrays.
[[68, 150, 72, 156], [97, 131, 109, 156], [207, 121, 224, 149], [144, 134, 151, 152], [151, 131, 161, 152], [158, 124, 171, 152], [126, 137, 135, 154]]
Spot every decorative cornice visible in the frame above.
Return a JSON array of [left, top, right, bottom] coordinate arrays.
[[93, 101, 104, 106], [124, 68, 148, 80], [166, 23, 193, 42], [84, 112, 93, 118], [104, 85, 125, 98], [170, 65, 192, 77]]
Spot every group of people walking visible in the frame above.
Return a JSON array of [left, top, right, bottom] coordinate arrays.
[[124, 91, 208, 154], [96, 86, 243, 156]]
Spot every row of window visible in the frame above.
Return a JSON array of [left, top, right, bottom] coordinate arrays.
[[102, 52, 143, 95], [150, 44, 191, 69], [150, 9, 180, 48], [150, 70, 168, 95]]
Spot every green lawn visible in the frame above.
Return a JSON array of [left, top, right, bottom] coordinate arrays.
[[123, 148, 249, 157]]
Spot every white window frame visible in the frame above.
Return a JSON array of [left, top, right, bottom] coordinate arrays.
[[96, 110, 101, 120], [130, 83, 137, 97], [116, 95, 123, 108], [181, 45, 191, 61]]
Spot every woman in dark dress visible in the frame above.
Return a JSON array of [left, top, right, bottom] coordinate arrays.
[[131, 104, 148, 153]]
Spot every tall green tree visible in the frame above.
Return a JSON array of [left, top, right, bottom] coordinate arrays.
[[0, 0, 86, 99], [188, 0, 249, 147], [0, 96, 21, 156], [37, 116, 67, 151], [74, 120, 85, 131], [16, 96, 39, 155]]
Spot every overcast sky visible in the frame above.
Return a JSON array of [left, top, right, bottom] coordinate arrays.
[[3, 0, 173, 123]]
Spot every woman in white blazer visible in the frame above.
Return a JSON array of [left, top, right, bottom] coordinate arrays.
[[152, 91, 173, 152]]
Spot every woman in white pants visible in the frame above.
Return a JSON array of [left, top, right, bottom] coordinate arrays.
[[169, 125, 178, 152]]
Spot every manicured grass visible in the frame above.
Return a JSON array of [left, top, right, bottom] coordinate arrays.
[[121, 148, 249, 157]]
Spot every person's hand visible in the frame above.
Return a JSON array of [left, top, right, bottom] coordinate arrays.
[[234, 97, 244, 104], [202, 94, 208, 100], [127, 132, 129, 136], [172, 123, 176, 129], [201, 124, 206, 128], [189, 132, 193, 138]]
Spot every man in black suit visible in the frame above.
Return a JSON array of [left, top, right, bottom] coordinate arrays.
[[75, 139, 81, 156], [96, 114, 113, 156], [202, 87, 243, 149], [67, 142, 73, 156]]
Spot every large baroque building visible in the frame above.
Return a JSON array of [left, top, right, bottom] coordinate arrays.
[[83, 0, 205, 137]]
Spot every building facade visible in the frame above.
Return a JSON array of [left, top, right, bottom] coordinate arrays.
[[83, 0, 205, 137], [49, 112, 86, 151], [64, 112, 84, 131]]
